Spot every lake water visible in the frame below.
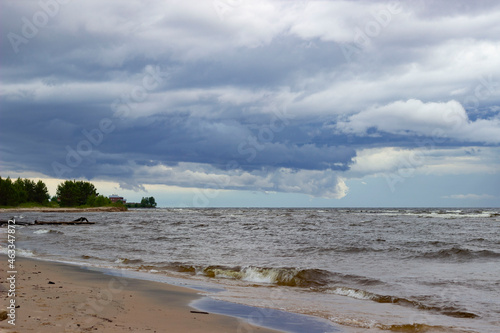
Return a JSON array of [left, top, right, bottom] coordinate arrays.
[[2, 208, 499, 332]]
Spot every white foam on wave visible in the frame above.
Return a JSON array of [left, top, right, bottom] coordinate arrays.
[[380, 210, 496, 219], [199, 266, 296, 285], [0, 245, 37, 257], [437, 211, 495, 219], [329, 316, 376, 329], [114, 258, 132, 264], [241, 267, 276, 284], [33, 229, 50, 234], [18, 248, 36, 257], [328, 287, 374, 300]]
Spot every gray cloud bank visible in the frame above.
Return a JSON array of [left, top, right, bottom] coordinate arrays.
[[1, 0, 499, 198]]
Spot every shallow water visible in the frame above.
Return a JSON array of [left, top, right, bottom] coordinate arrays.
[[2, 208, 499, 332]]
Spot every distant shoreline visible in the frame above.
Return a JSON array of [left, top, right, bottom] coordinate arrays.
[[0, 206, 127, 213]]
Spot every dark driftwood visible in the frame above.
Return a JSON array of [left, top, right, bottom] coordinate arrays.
[[0, 220, 95, 226], [0, 220, 34, 226], [34, 220, 95, 225]]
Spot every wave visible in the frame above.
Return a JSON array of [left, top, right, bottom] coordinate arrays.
[[114, 257, 144, 264], [200, 266, 333, 287], [415, 247, 500, 260], [330, 316, 461, 332], [0, 246, 36, 257], [341, 246, 385, 253], [77, 255, 146, 265], [81, 255, 102, 260], [327, 287, 478, 319], [151, 236, 169, 241], [33, 229, 64, 235], [159, 264, 383, 288], [169, 221, 183, 226], [299, 245, 397, 255], [373, 209, 499, 219], [379, 323, 466, 332]]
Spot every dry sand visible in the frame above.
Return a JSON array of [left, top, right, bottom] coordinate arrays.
[[0, 256, 281, 333]]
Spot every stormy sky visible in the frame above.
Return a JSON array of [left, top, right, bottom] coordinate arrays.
[[1, 0, 499, 207]]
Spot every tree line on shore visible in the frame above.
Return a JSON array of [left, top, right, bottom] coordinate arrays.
[[126, 197, 157, 208], [0, 176, 50, 206], [55, 180, 122, 208], [0, 177, 139, 209]]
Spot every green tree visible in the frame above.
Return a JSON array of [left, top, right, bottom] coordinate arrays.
[[23, 179, 36, 202], [139, 196, 157, 208], [57, 180, 98, 207], [0, 177, 17, 206], [13, 178, 27, 204], [76, 181, 98, 206], [0, 176, 50, 206], [86, 194, 112, 207], [96, 195, 112, 206], [86, 194, 96, 207], [33, 180, 49, 203], [57, 180, 77, 206]]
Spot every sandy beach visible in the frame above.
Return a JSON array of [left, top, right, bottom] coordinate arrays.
[[0, 256, 281, 333]]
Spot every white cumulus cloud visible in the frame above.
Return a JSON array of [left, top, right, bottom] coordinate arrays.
[[336, 99, 500, 143]]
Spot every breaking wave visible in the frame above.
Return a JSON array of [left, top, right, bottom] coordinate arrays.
[[155, 264, 383, 288], [415, 247, 500, 260], [200, 266, 334, 287], [330, 316, 462, 332], [33, 229, 64, 235], [327, 287, 478, 318], [114, 257, 144, 265], [0, 246, 36, 257]]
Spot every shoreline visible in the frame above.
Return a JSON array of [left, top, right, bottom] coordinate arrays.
[[0, 206, 126, 213], [0, 256, 283, 333]]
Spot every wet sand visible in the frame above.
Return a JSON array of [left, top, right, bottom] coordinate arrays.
[[0, 256, 281, 333]]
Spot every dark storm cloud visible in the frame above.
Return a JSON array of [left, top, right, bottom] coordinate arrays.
[[1, 101, 356, 181]]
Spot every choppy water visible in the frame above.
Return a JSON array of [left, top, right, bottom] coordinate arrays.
[[2, 208, 500, 332]]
